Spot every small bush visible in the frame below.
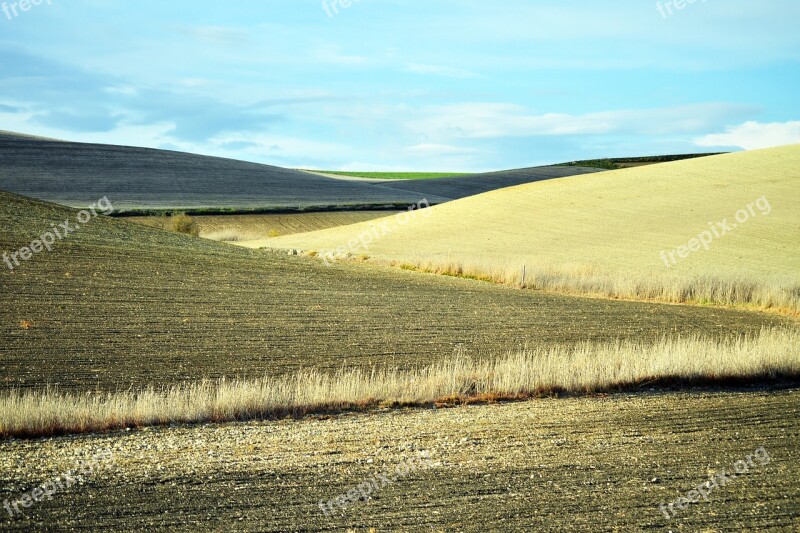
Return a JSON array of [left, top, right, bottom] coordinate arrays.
[[166, 213, 199, 236]]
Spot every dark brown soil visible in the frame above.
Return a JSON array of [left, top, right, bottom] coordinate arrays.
[[0, 388, 797, 531], [0, 192, 788, 392]]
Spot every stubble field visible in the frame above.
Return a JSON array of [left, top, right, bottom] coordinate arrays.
[[0, 388, 797, 530]]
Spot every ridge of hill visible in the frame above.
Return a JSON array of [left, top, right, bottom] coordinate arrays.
[[251, 145, 800, 312]]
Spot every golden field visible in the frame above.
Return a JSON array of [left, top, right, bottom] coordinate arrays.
[[247, 145, 800, 312]]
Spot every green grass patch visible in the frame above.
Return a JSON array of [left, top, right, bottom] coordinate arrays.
[[306, 171, 470, 180], [558, 153, 727, 170]]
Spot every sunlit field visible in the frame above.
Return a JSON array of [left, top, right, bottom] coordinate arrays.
[[254, 146, 800, 313]]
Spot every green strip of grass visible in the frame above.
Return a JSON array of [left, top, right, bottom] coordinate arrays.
[[306, 171, 470, 180], [558, 153, 727, 170]]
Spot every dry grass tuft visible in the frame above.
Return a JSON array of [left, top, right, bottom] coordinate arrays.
[[388, 257, 800, 315], [201, 229, 252, 242], [202, 228, 279, 242], [1, 328, 797, 439], [162, 212, 199, 236]]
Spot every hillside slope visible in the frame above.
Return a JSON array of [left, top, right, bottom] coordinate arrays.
[[0, 137, 449, 211], [0, 133, 606, 212], [374, 165, 603, 200], [0, 191, 782, 391], [252, 145, 800, 308]]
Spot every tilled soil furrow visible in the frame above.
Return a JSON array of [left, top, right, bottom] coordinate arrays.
[[0, 389, 797, 530], [1, 200, 788, 392]]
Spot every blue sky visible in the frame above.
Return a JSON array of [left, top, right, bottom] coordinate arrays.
[[1, 0, 799, 171]]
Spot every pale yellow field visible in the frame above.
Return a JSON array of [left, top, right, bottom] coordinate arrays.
[[128, 211, 397, 242], [244, 145, 800, 311]]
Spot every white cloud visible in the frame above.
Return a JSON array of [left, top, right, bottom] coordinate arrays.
[[180, 26, 252, 45], [404, 143, 480, 156], [694, 121, 800, 150], [179, 78, 214, 88], [334, 162, 411, 172], [0, 108, 177, 148], [203, 133, 356, 166], [314, 45, 369, 66], [422, 2, 800, 69], [405, 63, 477, 79], [408, 103, 754, 140], [103, 86, 138, 96]]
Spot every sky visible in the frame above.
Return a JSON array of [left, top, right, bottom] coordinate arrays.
[[1, 0, 799, 172]]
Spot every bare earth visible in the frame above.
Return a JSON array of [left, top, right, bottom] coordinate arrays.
[[2, 192, 789, 392], [1, 388, 798, 531]]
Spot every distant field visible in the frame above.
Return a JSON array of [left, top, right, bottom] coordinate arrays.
[[128, 211, 398, 241], [0, 134, 615, 211], [253, 146, 800, 313], [0, 136, 448, 211], [560, 152, 726, 170], [372, 165, 604, 201], [306, 171, 470, 180], [0, 191, 786, 393]]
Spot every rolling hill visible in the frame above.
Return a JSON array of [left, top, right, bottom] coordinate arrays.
[[0, 132, 605, 213], [251, 145, 800, 311], [0, 190, 782, 392], [0, 134, 449, 212], [369, 165, 603, 201]]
